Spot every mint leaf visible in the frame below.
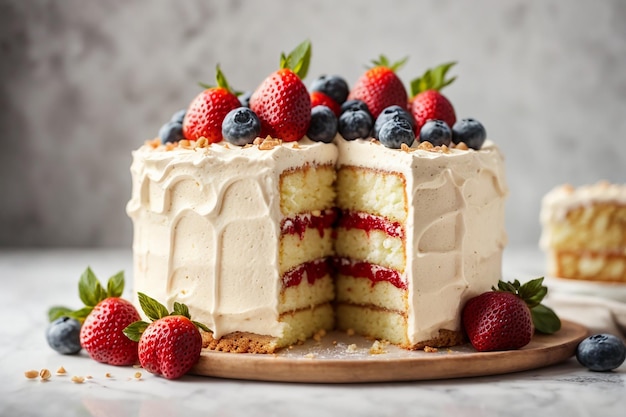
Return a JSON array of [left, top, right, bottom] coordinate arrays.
[[137, 292, 169, 321], [68, 306, 93, 322], [531, 304, 561, 334], [78, 267, 106, 307], [48, 306, 74, 322], [123, 320, 149, 342], [106, 271, 125, 298]]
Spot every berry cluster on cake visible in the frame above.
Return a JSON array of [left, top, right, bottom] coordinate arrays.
[[126, 40, 509, 353], [540, 181, 626, 283]]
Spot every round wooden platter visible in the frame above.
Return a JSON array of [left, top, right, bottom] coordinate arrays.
[[191, 320, 588, 383]]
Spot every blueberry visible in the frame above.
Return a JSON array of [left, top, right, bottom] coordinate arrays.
[[158, 121, 184, 144], [378, 116, 415, 149], [46, 317, 82, 355], [340, 99, 371, 118], [452, 118, 487, 150], [576, 334, 626, 371], [222, 107, 261, 146], [310, 75, 349, 105], [338, 108, 373, 141], [307, 106, 338, 143], [170, 109, 186, 124], [238, 91, 252, 108], [373, 105, 415, 139], [419, 119, 452, 147]]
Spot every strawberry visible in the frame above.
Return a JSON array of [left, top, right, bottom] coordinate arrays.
[[80, 297, 141, 365], [48, 267, 140, 365], [124, 293, 210, 380], [182, 65, 241, 143], [462, 278, 561, 352], [249, 40, 312, 142], [409, 62, 457, 136], [347, 55, 408, 119], [310, 91, 341, 117]]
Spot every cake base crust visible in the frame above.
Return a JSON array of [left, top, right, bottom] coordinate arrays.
[[201, 331, 280, 354]]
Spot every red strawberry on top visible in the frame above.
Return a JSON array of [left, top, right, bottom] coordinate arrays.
[[310, 91, 341, 117], [182, 65, 241, 143], [347, 55, 408, 119], [462, 278, 561, 352], [124, 293, 210, 380], [249, 40, 312, 142], [56, 267, 142, 365], [409, 62, 457, 136]]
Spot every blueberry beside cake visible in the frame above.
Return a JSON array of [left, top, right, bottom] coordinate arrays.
[[127, 41, 509, 353]]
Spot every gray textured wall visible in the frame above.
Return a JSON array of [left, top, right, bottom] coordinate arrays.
[[1, 0, 625, 248]]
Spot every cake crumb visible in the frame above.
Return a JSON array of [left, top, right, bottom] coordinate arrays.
[[134, 372, 142, 379], [56, 366, 67, 375], [71, 376, 85, 384], [423, 346, 438, 353], [303, 353, 317, 359], [369, 340, 388, 355], [39, 369, 52, 381], [24, 370, 39, 379], [105, 372, 112, 378], [346, 328, 355, 337], [313, 328, 327, 342], [346, 343, 358, 353], [85, 375, 93, 379]]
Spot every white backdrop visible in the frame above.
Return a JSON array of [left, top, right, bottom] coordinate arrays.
[[1, 0, 625, 247]]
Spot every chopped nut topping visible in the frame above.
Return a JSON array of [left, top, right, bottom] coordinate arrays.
[[56, 366, 67, 375], [253, 137, 264, 145], [417, 141, 434, 150], [454, 142, 469, 151], [134, 372, 142, 379], [195, 137, 208, 148], [24, 370, 39, 379], [71, 376, 85, 384], [105, 372, 112, 378], [258, 136, 282, 150], [424, 346, 438, 353], [400, 143, 412, 153], [39, 369, 52, 380], [291, 142, 301, 149], [178, 139, 191, 148]]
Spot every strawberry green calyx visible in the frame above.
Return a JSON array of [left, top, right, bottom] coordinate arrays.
[[123, 292, 210, 342], [410, 61, 457, 97], [198, 64, 240, 94], [47, 267, 125, 323], [279, 39, 311, 80], [370, 55, 408, 72], [492, 277, 561, 335]]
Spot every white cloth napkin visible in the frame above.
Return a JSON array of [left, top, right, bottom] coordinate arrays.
[[545, 292, 626, 341]]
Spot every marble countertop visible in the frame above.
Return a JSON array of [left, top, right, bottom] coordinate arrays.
[[1, 247, 625, 417]]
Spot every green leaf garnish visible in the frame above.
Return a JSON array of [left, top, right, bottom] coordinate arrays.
[[493, 276, 561, 334], [48, 306, 74, 322], [410, 61, 457, 97], [137, 292, 170, 321], [531, 304, 562, 334], [123, 320, 149, 342], [193, 321, 211, 333], [280, 39, 312, 79], [371, 55, 408, 72], [172, 302, 191, 319], [106, 271, 125, 298], [78, 267, 105, 307]]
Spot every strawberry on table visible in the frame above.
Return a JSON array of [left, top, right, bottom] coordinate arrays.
[[347, 55, 409, 119], [249, 40, 312, 142], [462, 278, 561, 352], [48, 267, 141, 365], [182, 65, 242, 143], [409, 62, 457, 136], [124, 293, 210, 380]]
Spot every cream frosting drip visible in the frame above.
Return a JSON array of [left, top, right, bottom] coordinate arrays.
[[335, 138, 508, 345], [126, 138, 338, 339]]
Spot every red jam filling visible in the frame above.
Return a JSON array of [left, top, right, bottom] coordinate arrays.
[[333, 257, 407, 290], [281, 209, 337, 239], [282, 259, 331, 288], [337, 210, 404, 239]]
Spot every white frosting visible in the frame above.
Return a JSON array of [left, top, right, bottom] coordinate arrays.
[[335, 138, 508, 345], [126, 138, 337, 338]]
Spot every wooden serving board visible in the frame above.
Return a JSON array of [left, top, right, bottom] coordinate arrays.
[[191, 320, 588, 383]]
